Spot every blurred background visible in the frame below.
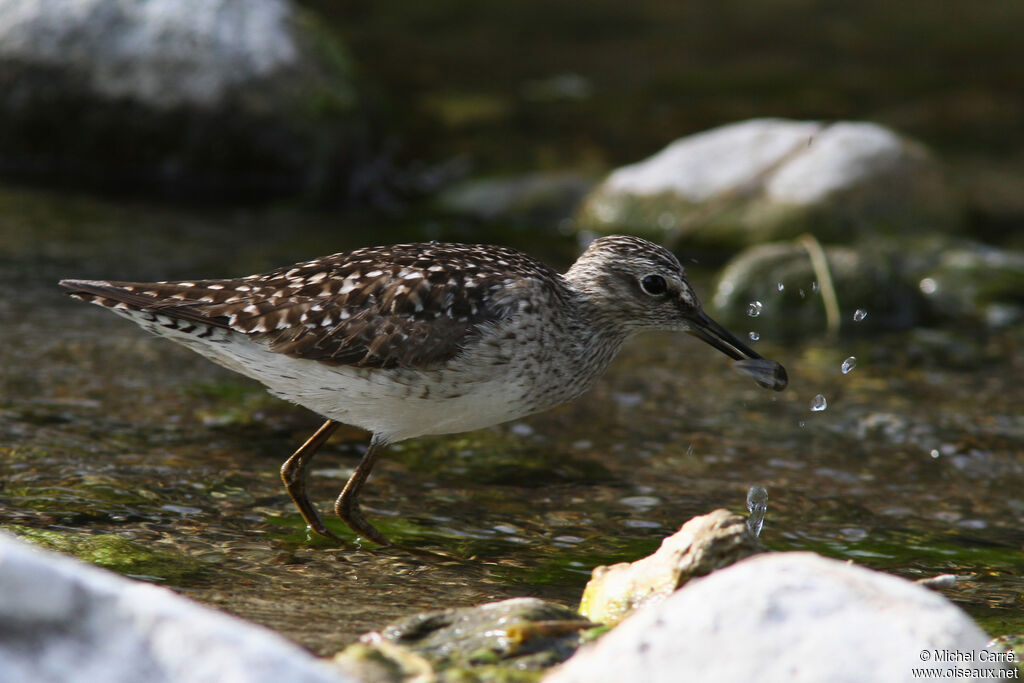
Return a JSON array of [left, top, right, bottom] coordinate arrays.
[[1, 0, 1022, 657]]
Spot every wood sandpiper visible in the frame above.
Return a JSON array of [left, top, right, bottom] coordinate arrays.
[[60, 235, 787, 545]]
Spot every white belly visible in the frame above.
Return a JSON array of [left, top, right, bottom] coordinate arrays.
[[143, 323, 542, 442], [117, 306, 618, 443]]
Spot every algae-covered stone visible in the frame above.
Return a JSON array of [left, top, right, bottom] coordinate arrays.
[[0, 0, 365, 199], [917, 243, 1024, 327], [710, 239, 924, 335], [579, 509, 763, 626], [333, 598, 593, 682], [711, 236, 1024, 335], [576, 119, 960, 251]]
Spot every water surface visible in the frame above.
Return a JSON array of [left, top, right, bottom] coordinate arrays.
[[1, 189, 1021, 655]]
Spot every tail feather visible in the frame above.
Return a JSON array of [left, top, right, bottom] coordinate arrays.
[[58, 278, 230, 330], [60, 279, 155, 309]]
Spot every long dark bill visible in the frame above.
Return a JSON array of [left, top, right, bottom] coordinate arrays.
[[686, 310, 788, 391]]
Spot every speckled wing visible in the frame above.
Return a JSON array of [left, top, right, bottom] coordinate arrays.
[[60, 243, 558, 369]]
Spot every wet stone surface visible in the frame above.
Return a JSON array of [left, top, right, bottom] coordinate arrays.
[[1, 185, 1023, 656]]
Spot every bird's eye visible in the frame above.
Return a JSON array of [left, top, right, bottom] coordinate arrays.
[[640, 274, 668, 296]]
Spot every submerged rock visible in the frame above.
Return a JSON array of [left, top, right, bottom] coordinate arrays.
[[333, 598, 593, 682], [576, 119, 959, 250], [711, 236, 1024, 334], [0, 532, 349, 683], [548, 552, 1010, 683], [579, 509, 762, 626], [0, 0, 365, 199], [711, 239, 924, 335]]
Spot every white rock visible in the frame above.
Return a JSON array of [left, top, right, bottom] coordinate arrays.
[[766, 122, 923, 205], [0, 0, 297, 109], [603, 118, 823, 202], [546, 552, 1009, 683], [0, 532, 351, 683], [578, 118, 957, 247]]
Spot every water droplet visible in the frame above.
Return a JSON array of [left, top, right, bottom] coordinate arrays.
[[930, 449, 940, 459], [777, 282, 785, 292], [841, 356, 857, 374], [853, 309, 868, 322], [748, 331, 760, 341], [811, 281, 819, 293], [919, 278, 937, 295], [810, 394, 828, 412], [747, 301, 763, 317], [798, 420, 806, 428], [746, 486, 768, 537], [798, 288, 806, 299]]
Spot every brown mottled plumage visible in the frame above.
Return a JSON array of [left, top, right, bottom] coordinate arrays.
[[60, 236, 786, 545]]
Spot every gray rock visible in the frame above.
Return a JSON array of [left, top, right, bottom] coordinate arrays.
[[576, 119, 960, 250], [0, 0, 300, 109], [437, 172, 596, 226], [0, 0, 363, 198], [546, 552, 1010, 683], [0, 532, 350, 683]]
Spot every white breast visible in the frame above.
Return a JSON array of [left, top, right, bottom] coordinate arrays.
[[112, 303, 621, 443]]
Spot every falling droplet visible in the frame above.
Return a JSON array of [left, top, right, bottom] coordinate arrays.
[[841, 356, 857, 374], [811, 281, 820, 293], [798, 288, 806, 299], [777, 282, 785, 292], [749, 331, 760, 341], [747, 301, 763, 317], [746, 486, 768, 538], [853, 309, 868, 322], [810, 394, 828, 412]]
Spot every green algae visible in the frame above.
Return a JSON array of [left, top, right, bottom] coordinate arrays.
[[5, 525, 215, 585]]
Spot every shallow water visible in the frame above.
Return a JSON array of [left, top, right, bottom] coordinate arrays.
[[1, 189, 1022, 655]]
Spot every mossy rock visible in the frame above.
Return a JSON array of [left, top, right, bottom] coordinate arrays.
[[711, 236, 1024, 335], [332, 598, 591, 682], [710, 239, 926, 336]]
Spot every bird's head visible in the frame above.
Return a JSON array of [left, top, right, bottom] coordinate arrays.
[[566, 235, 787, 391]]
